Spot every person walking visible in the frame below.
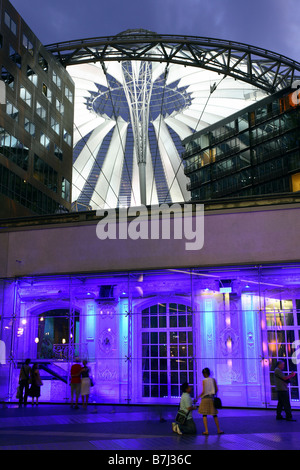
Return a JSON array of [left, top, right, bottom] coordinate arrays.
[[198, 367, 223, 435], [29, 363, 43, 406], [70, 358, 82, 409], [172, 382, 198, 435], [80, 360, 91, 409], [274, 360, 296, 421], [18, 359, 31, 407]]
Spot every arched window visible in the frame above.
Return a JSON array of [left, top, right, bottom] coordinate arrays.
[[141, 302, 193, 399]]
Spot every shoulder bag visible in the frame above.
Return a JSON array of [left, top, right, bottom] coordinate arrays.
[[175, 408, 190, 425], [213, 378, 222, 409]]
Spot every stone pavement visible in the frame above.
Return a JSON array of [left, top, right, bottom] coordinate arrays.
[[0, 404, 299, 450]]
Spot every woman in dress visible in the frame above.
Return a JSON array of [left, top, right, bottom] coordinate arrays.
[[80, 360, 91, 409], [198, 367, 223, 435], [29, 363, 43, 406]]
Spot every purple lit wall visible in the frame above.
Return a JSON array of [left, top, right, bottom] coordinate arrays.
[[0, 265, 300, 407]]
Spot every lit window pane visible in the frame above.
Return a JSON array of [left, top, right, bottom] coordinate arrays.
[[51, 117, 60, 135], [22, 34, 34, 55], [65, 86, 73, 103], [63, 130, 72, 146], [6, 101, 18, 121], [24, 118, 35, 136], [27, 66, 38, 86], [20, 86, 32, 107], [40, 133, 50, 149], [52, 71, 62, 89], [56, 99, 64, 115], [36, 102, 46, 120]]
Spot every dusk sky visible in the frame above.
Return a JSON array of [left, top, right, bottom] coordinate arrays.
[[10, 0, 300, 62]]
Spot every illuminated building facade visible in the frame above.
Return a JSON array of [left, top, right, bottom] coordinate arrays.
[[0, 200, 300, 408], [0, 2, 300, 412]]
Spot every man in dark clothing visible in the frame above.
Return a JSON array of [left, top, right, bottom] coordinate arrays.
[[274, 360, 296, 421], [18, 358, 31, 407]]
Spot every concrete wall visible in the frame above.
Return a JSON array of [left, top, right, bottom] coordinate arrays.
[[0, 203, 300, 278]]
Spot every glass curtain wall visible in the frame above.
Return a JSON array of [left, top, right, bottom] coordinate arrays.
[[0, 264, 300, 407]]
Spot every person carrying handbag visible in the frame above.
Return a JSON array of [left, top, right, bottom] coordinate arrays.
[[198, 367, 224, 435], [80, 360, 91, 409], [18, 359, 31, 407]]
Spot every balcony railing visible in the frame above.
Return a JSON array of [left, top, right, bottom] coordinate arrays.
[[52, 343, 89, 360]]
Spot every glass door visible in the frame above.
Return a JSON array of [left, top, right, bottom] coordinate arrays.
[[140, 302, 194, 402]]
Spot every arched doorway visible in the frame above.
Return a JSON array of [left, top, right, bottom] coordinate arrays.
[[37, 309, 80, 360], [139, 301, 194, 402]]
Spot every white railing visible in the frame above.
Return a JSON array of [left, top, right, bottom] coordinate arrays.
[[52, 343, 89, 360]]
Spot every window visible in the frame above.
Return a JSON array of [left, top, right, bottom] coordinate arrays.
[[6, 101, 18, 121], [56, 98, 64, 115], [27, 66, 38, 87], [40, 133, 50, 149], [9, 46, 21, 69], [54, 145, 63, 161], [0, 162, 62, 214], [0, 127, 28, 170], [38, 54, 48, 72], [20, 86, 32, 107], [42, 83, 52, 103], [1, 67, 14, 89], [4, 12, 17, 35], [265, 298, 299, 402], [141, 302, 193, 399], [0, 127, 11, 159], [33, 154, 58, 193], [51, 117, 60, 135], [24, 118, 35, 136], [36, 101, 46, 121], [52, 71, 61, 89], [37, 309, 79, 359], [63, 130, 72, 146], [22, 34, 34, 55], [65, 86, 73, 103], [62, 177, 71, 202]]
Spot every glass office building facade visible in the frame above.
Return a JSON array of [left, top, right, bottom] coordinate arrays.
[[183, 87, 300, 201], [0, 0, 74, 218], [1, 264, 300, 407]]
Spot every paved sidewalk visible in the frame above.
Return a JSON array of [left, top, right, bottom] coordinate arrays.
[[0, 405, 299, 450]]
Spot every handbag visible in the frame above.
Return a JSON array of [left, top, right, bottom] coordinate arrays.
[[16, 386, 21, 399], [90, 376, 95, 387], [213, 396, 222, 409], [213, 378, 222, 409], [175, 409, 190, 425]]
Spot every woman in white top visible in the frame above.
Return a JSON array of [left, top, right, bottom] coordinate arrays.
[[198, 368, 223, 435]]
